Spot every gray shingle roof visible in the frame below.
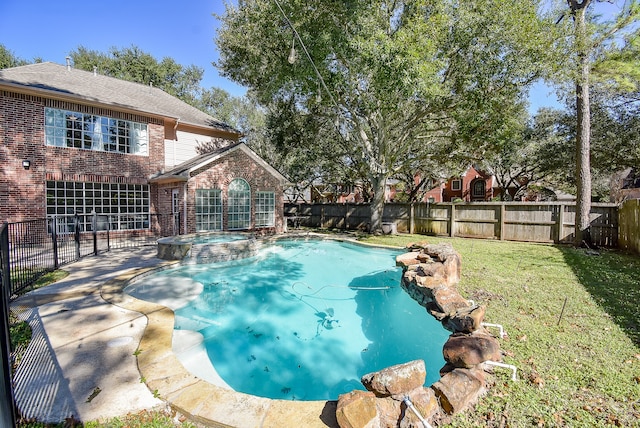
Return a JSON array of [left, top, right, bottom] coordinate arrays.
[[0, 62, 237, 134]]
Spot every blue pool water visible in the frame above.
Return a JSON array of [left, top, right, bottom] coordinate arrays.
[[130, 238, 449, 401]]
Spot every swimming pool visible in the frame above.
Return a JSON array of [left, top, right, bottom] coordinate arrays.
[[127, 238, 449, 401]]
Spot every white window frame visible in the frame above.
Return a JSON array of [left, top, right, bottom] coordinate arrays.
[[46, 181, 150, 232], [255, 191, 275, 227], [45, 108, 148, 155], [228, 179, 251, 230], [451, 179, 462, 191], [195, 189, 223, 231], [472, 180, 486, 198]]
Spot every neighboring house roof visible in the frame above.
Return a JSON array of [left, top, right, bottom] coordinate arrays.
[[620, 167, 640, 189], [150, 142, 289, 185], [0, 62, 238, 135]]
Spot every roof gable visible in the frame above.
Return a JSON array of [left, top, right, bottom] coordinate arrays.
[[0, 62, 238, 135], [150, 143, 289, 185]]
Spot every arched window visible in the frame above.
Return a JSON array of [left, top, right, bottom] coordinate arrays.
[[228, 178, 251, 229], [472, 180, 486, 199]]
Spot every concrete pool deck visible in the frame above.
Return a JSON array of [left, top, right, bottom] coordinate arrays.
[[11, 246, 338, 427]]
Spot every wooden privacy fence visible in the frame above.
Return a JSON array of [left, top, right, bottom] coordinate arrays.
[[618, 199, 640, 254], [285, 201, 620, 247]]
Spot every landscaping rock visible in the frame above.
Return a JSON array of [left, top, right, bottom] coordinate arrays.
[[375, 396, 403, 427], [399, 387, 439, 428], [423, 243, 458, 263], [442, 305, 486, 334], [421, 244, 461, 285], [416, 252, 433, 263], [396, 252, 421, 267], [416, 262, 445, 279], [361, 360, 426, 397], [414, 273, 446, 291], [442, 254, 461, 285], [431, 368, 487, 415], [405, 242, 430, 251], [336, 390, 379, 428], [432, 287, 471, 314], [442, 332, 501, 368]]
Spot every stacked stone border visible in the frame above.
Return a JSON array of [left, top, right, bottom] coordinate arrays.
[[336, 242, 506, 428]]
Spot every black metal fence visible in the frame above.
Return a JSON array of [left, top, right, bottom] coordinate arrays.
[[0, 222, 17, 426], [4, 212, 180, 299], [0, 212, 180, 425]]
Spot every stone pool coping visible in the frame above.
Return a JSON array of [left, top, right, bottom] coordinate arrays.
[[101, 243, 342, 427]]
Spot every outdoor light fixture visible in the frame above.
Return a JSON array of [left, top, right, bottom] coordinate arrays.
[[273, 0, 339, 111], [22, 159, 31, 169], [287, 38, 297, 64]]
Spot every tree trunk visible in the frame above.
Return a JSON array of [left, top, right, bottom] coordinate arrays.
[[572, 2, 592, 246], [369, 174, 387, 234]]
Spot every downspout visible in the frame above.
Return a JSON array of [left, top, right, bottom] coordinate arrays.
[[173, 118, 180, 168]]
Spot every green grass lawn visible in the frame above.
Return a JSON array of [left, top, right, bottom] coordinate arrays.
[[363, 234, 640, 427]]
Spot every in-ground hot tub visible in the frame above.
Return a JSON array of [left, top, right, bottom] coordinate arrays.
[[157, 232, 260, 263]]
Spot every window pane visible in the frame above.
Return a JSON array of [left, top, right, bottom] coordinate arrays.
[[43, 107, 148, 156], [46, 180, 150, 232], [195, 189, 222, 231], [228, 179, 251, 230]]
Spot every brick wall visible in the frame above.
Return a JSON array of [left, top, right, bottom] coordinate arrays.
[[0, 91, 166, 222], [186, 149, 284, 233]]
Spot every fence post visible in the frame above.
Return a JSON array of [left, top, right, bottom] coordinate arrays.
[[74, 214, 80, 259], [557, 204, 565, 244], [92, 211, 98, 256], [106, 215, 111, 251], [0, 223, 17, 427], [499, 203, 506, 240], [449, 204, 456, 237], [51, 216, 59, 269]]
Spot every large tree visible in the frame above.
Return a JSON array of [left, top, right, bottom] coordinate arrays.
[[480, 107, 574, 200], [70, 45, 204, 106], [216, 0, 553, 232], [0, 44, 29, 69], [553, 0, 639, 244]]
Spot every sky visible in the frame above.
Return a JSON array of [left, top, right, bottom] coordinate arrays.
[[0, 0, 247, 97], [0, 0, 629, 114]]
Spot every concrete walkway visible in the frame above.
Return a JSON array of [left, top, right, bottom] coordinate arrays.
[[11, 247, 168, 423], [10, 245, 339, 427]]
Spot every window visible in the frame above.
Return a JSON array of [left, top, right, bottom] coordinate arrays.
[[46, 181, 150, 231], [228, 179, 251, 230], [472, 180, 486, 198], [451, 179, 462, 191], [255, 192, 275, 227], [196, 189, 222, 231], [45, 108, 148, 155]]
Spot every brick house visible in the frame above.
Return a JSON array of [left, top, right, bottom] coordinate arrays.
[[0, 62, 287, 233], [424, 166, 498, 202]]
